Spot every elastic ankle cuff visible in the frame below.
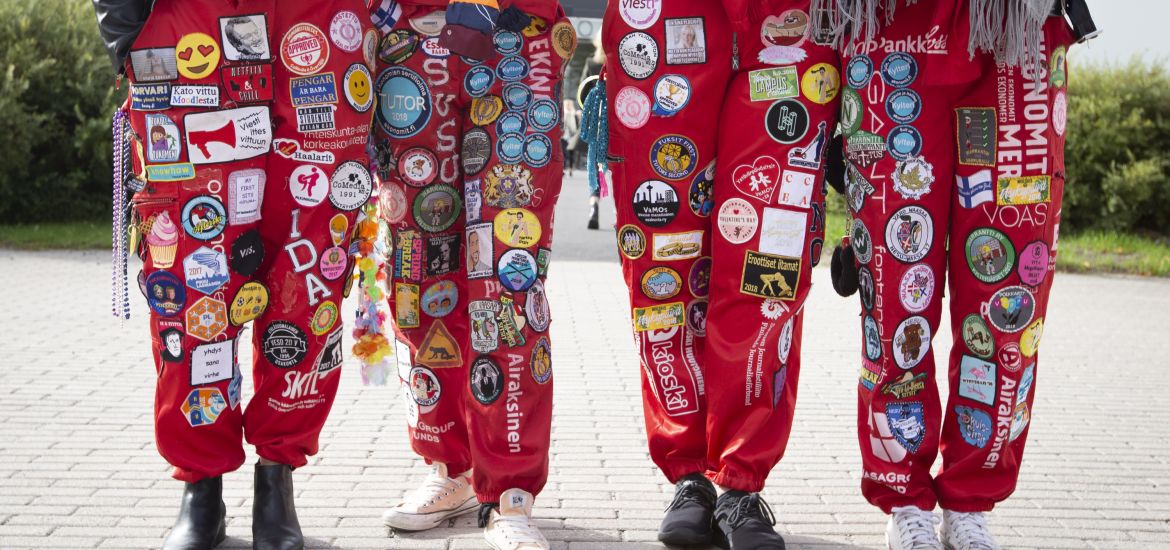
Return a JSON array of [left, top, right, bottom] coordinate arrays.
[[707, 469, 764, 493]]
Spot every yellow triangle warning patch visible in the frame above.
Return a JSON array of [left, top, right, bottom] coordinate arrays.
[[414, 320, 463, 368]]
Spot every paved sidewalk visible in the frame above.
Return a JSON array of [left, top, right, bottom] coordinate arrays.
[[3, 183, 1170, 549]]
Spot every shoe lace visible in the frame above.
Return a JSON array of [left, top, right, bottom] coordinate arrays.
[[724, 493, 776, 529], [402, 470, 461, 507], [490, 510, 545, 545], [947, 512, 998, 550], [891, 506, 942, 549], [664, 478, 715, 512]]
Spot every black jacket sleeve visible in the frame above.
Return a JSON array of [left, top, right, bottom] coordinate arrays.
[[93, 0, 152, 75]]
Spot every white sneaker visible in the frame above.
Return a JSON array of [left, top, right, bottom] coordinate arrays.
[[483, 488, 549, 550], [887, 506, 944, 550], [941, 510, 1001, 550], [382, 464, 478, 531]]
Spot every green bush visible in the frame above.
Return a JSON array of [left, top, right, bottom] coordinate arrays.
[[0, 0, 124, 224]]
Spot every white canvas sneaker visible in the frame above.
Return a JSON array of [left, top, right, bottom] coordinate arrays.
[[382, 464, 477, 531], [940, 510, 1001, 550], [887, 506, 944, 550], [483, 488, 549, 550]]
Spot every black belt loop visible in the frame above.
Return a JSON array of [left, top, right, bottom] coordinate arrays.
[[1060, 0, 1101, 43]]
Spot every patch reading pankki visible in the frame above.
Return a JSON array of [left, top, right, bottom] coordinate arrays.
[[740, 251, 800, 300]]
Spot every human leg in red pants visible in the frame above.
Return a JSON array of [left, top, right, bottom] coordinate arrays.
[[603, 1, 838, 547], [118, 0, 373, 547], [838, 2, 1082, 548]]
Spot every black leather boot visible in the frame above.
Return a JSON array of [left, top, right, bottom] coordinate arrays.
[[587, 197, 600, 230], [162, 476, 226, 550], [252, 464, 304, 550], [658, 473, 717, 546], [713, 490, 786, 550]]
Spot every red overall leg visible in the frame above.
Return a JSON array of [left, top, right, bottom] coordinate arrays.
[[376, 1, 475, 476], [601, 0, 732, 485], [703, 0, 839, 492], [935, 16, 1076, 513], [460, 0, 570, 501]]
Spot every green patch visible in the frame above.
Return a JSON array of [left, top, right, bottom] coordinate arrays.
[[0, 222, 110, 250]]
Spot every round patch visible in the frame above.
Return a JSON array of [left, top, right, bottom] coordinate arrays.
[[966, 228, 1016, 284], [381, 183, 408, 224], [886, 125, 922, 161], [892, 315, 931, 370], [761, 10, 808, 47], [329, 161, 373, 211], [653, 74, 691, 116], [847, 55, 874, 88], [998, 342, 1022, 372], [1020, 318, 1044, 357], [717, 198, 758, 244], [422, 280, 458, 318], [176, 33, 220, 80], [618, 32, 658, 80], [526, 280, 552, 332], [470, 96, 504, 126], [898, 264, 935, 314], [885, 88, 921, 124], [378, 30, 418, 64], [620, 1, 661, 29], [397, 147, 438, 187], [880, 52, 917, 87], [617, 225, 647, 260], [892, 157, 935, 200], [689, 160, 716, 217], [484, 164, 534, 208], [985, 286, 1035, 333], [1053, 91, 1067, 136], [497, 248, 538, 292], [503, 83, 532, 110], [230, 229, 265, 276], [777, 316, 794, 363], [462, 128, 491, 176], [841, 87, 863, 136], [181, 196, 227, 240], [328, 213, 349, 246], [851, 218, 873, 264], [649, 135, 698, 181], [376, 66, 431, 138], [1050, 46, 1068, 88], [524, 134, 553, 168], [413, 185, 461, 232], [343, 63, 374, 112], [146, 271, 186, 316], [362, 29, 378, 68], [863, 314, 882, 361], [494, 30, 522, 55], [420, 37, 450, 58], [641, 267, 683, 301], [1017, 240, 1049, 287], [687, 299, 709, 336], [633, 180, 680, 227], [263, 321, 308, 368], [496, 56, 530, 82], [551, 20, 577, 59], [527, 99, 560, 132], [311, 301, 339, 335], [494, 208, 542, 248], [470, 357, 504, 405], [962, 314, 995, 358], [497, 111, 527, 135], [531, 337, 552, 384], [885, 205, 933, 263], [859, 266, 875, 311], [281, 23, 329, 75], [614, 86, 652, 129], [289, 165, 329, 207], [765, 99, 810, 144], [408, 366, 441, 406], [464, 64, 495, 97], [319, 245, 348, 280], [497, 132, 526, 164], [409, 11, 446, 36], [329, 11, 363, 52], [801, 63, 840, 104], [689, 257, 712, 297]]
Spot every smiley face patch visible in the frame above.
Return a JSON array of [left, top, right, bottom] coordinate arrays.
[[176, 33, 221, 80]]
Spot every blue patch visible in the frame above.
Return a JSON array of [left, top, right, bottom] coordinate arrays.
[[524, 134, 552, 168], [885, 89, 921, 124], [289, 73, 338, 107], [494, 30, 523, 55], [956, 405, 993, 448], [376, 66, 432, 138], [464, 65, 495, 98], [527, 99, 560, 133], [648, 135, 698, 180], [497, 132, 525, 164], [181, 195, 227, 241], [496, 56, 530, 82], [497, 249, 538, 292], [496, 111, 527, 135], [880, 52, 918, 88], [503, 83, 532, 110], [132, 83, 172, 111], [887, 125, 922, 161], [864, 315, 882, 361], [146, 271, 186, 316], [885, 401, 925, 453], [847, 55, 874, 89], [183, 246, 230, 295]]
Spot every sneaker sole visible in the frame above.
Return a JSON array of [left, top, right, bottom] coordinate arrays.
[[383, 496, 479, 531], [657, 531, 716, 547]]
